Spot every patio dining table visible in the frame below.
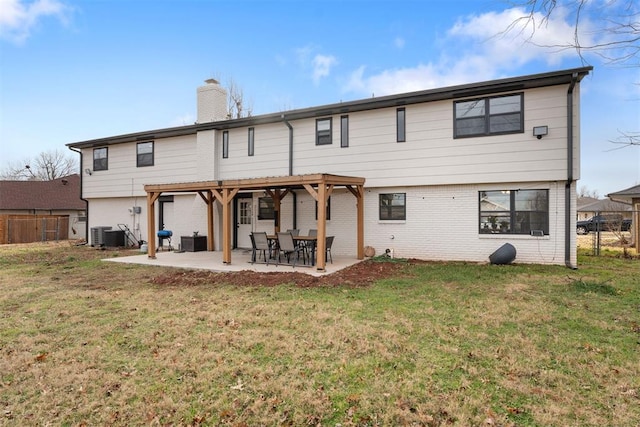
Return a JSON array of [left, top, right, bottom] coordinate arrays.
[[267, 234, 324, 266]]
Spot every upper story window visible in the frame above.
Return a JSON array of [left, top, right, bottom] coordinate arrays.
[[454, 93, 523, 138], [93, 147, 108, 171], [316, 118, 332, 145], [248, 127, 255, 156], [479, 189, 549, 235], [340, 116, 349, 148], [258, 197, 275, 220], [396, 108, 406, 142], [137, 141, 154, 167], [222, 131, 229, 158], [379, 193, 406, 220]]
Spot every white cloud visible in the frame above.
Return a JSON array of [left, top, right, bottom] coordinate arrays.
[[312, 54, 337, 84], [394, 36, 405, 49], [0, 0, 69, 44], [343, 7, 596, 97]]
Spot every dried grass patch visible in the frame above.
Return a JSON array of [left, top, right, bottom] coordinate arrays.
[[1, 243, 638, 426]]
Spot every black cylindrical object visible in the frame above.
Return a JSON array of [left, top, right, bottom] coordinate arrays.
[[489, 243, 516, 265]]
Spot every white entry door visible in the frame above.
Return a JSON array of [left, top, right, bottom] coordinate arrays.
[[236, 198, 253, 248]]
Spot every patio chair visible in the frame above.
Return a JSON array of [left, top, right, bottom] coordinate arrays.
[[286, 228, 300, 236], [297, 229, 317, 263], [251, 232, 271, 264], [325, 235, 334, 264], [276, 232, 304, 267]]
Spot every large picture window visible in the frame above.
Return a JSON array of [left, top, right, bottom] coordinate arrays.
[[316, 118, 332, 145], [455, 93, 523, 138], [379, 193, 406, 220], [479, 189, 549, 235], [136, 141, 154, 167], [93, 147, 108, 171]]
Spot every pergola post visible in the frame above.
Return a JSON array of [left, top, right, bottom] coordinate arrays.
[[146, 191, 160, 259], [316, 183, 327, 271], [356, 184, 364, 259]]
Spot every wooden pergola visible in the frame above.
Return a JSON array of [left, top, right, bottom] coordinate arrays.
[[144, 174, 365, 271]]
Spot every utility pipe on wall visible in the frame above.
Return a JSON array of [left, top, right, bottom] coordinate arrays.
[[565, 72, 578, 269], [282, 115, 294, 176], [68, 146, 89, 243]]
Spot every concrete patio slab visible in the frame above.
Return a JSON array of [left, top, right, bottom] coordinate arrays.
[[104, 248, 361, 276]]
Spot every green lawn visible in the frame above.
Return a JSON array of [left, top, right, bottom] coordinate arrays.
[[1, 243, 638, 426]]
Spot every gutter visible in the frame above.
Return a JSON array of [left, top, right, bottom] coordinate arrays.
[[68, 146, 89, 244], [565, 72, 579, 269]]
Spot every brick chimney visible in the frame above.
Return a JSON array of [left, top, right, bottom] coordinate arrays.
[[197, 78, 228, 123]]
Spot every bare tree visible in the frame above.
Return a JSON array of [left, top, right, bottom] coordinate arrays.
[[504, 0, 639, 150], [226, 78, 253, 119], [504, 0, 640, 66], [1, 149, 78, 181], [578, 185, 600, 199], [609, 130, 640, 149]]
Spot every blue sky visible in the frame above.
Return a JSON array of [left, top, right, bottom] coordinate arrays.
[[1, 0, 638, 196]]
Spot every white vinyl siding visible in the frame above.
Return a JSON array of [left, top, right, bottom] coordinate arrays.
[[82, 135, 198, 198]]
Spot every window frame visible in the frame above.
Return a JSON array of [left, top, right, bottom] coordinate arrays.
[[379, 193, 406, 221], [222, 130, 229, 159], [93, 147, 108, 171], [340, 115, 349, 148], [316, 117, 332, 145], [136, 141, 154, 167], [478, 189, 549, 235], [396, 108, 406, 142], [315, 196, 331, 220], [454, 93, 524, 138], [248, 127, 254, 157], [258, 197, 275, 220]]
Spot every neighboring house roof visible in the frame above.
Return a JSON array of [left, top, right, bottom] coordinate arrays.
[[577, 197, 599, 210], [67, 66, 593, 149], [607, 184, 640, 204], [0, 174, 85, 211], [578, 199, 631, 213]]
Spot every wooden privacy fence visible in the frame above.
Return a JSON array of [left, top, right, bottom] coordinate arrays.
[[0, 215, 69, 244]]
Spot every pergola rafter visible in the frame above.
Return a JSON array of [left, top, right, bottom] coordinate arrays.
[[144, 173, 365, 271]]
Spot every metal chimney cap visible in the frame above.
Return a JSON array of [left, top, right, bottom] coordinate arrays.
[[204, 78, 219, 85]]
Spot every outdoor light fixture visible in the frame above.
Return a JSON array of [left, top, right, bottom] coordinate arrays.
[[84, 168, 92, 176], [533, 126, 548, 139]]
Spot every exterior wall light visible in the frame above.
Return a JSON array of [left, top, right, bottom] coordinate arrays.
[[84, 168, 92, 175], [533, 126, 548, 139]]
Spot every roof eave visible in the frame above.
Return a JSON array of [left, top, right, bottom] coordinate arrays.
[[67, 66, 593, 149]]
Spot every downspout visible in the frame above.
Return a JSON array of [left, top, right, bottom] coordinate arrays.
[[282, 115, 297, 228], [282, 115, 293, 176], [68, 146, 89, 245], [565, 72, 578, 269]]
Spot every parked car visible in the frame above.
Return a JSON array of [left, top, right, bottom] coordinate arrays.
[[576, 215, 632, 235]]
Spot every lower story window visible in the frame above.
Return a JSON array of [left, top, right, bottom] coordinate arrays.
[[479, 189, 549, 234], [258, 197, 274, 220], [379, 193, 406, 220]]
